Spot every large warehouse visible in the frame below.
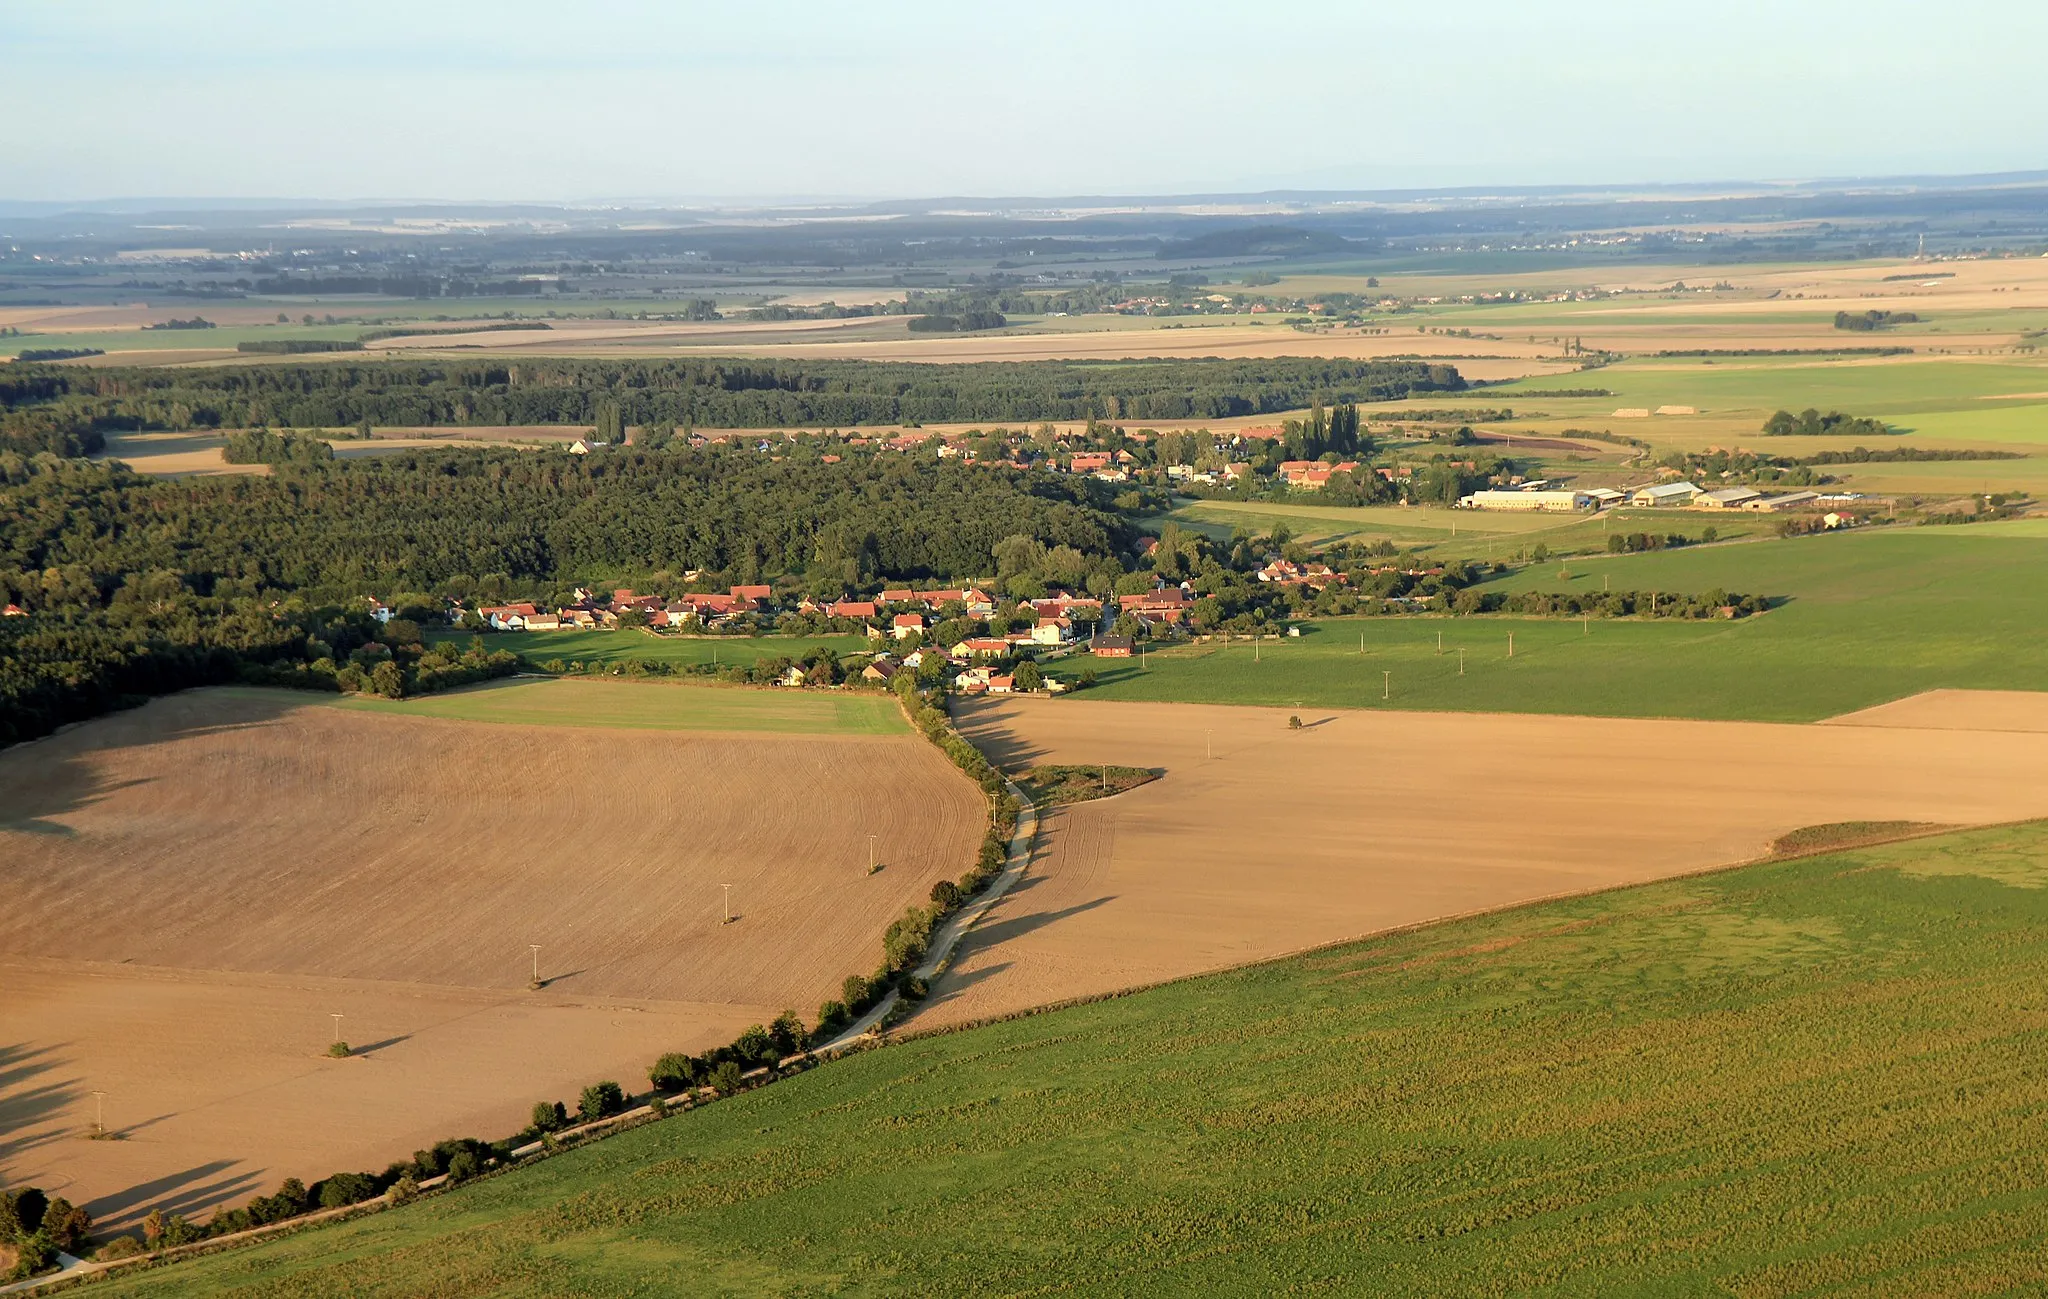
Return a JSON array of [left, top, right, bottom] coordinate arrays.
[[1458, 489, 1595, 512]]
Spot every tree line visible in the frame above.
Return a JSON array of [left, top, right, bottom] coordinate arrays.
[[0, 356, 1466, 443]]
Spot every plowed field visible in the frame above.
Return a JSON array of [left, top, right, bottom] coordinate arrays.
[[0, 687, 982, 1226], [916, 696, 2048, 1030]]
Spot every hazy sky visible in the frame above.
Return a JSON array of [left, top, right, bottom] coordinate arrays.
[[8, 0, 2044, 202]]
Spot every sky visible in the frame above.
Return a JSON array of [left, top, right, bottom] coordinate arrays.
[[7, 0, 2045, 203]]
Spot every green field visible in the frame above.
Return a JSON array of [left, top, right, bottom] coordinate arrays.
[[1155, 499, 1778, 560], [101, 820, 2048, 1295], [1084, 527, 2048, 721], [327, 677, 906, 735], [426, 628, 872, 667]]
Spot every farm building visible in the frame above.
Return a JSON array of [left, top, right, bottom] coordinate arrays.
[[1091, 635, 1134, 658], [1696, 487, 1761, 509], [1744, 491, 1823, 512], [1584, 488, 1625, 507], [1458, 489, 1594, 512], [1630, 482, 1702, 507]]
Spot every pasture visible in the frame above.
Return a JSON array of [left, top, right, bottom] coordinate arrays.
[[93, 818, 2048, 1294], [430, 627, 871, 668], [1086, 527, 2048, 722], [0, 686, 981, 1227], [333, 676, 907, 735]]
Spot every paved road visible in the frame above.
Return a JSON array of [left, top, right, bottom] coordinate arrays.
[[817, 778, 1037, 1052]]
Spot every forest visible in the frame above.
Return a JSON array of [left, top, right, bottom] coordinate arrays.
[[0, 445, 1132, 744], [0, 356, 1465, 453]]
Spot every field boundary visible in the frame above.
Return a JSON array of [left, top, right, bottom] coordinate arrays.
[[886, 812, 2044, 1047]]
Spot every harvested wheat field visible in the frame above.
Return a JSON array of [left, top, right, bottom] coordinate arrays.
[[0, 687, 982, 1225], [1820, 687, 2048, 733], [916, 696, 2048, 1030]]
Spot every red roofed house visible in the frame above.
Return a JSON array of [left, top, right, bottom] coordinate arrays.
[[1068, 452, 1112, 473], [880, 588, 915, 605], [1, 603, 26, 617], [478, 603, 539, 631], [730, 584, 772, 603], [951, 637, 1012, 659], [829, 600, 878, 620], [891, 612, 926, 640]]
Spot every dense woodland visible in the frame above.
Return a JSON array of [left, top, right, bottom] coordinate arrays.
[[0, 356, 1465, 455], [0, 446, 1130, 743]]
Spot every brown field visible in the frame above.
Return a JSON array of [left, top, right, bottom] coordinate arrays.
[[0, 688, 983, 1225], [1821, 687, 2048, 733], [97, 433, 267, 477], [915, 695, 2048, 1031]]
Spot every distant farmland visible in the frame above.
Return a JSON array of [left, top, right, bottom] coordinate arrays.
[[93, 820, 2048, 1295], [1084, 528, 2048, 722]]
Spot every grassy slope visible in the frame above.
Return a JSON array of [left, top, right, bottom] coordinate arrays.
[[1082, 527, 2048, 722], [325, 678, 907, 736], [102, 821, 2048, 1296]]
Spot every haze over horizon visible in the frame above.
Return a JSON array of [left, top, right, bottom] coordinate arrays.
[[10, 0, 2045, 205]]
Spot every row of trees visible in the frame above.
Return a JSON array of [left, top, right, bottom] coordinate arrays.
[[1, 356, 1465, 433], [1761, 408, 1891, 438]]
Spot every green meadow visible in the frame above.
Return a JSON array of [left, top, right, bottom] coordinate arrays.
[[327, 677, 906, 736], [424, 628, 871, 667], [1084, 527, 2048, 722], [100, 820, 2048, 1295]]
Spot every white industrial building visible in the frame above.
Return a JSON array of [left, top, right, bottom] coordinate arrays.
[[1458, 489, 1595, 512], [1630, 481, 1702, 507]]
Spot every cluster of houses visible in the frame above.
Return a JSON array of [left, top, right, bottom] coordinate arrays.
[[465, 579, 1204, 659]]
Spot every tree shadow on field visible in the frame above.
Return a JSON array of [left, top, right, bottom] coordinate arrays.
[[946, 699, 1046, 772], [0, 688, 309, 838], [87, 1160, 266, 1230], [0, 1042, 85, 1170], [920, 961, 1013, 1015], [350, 1035, 413, 1056], [963, 895, 1116, 949]]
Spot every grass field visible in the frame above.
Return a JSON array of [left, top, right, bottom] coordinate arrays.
[[1154, 499, 1779, 558], [100, 819, 2048, 1295], [1084, 527, 2048, 721], [332, 677, 907, 735], [425, 628, 871, 668]]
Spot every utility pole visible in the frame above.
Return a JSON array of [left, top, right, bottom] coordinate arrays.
[[529, 944, 543, 987], [1459, 649, 1466, 675], [329, 1013, 344, 1045], [1205, 728, 1213, 759], [1382, 670, 1390, 700], [91, 1089, 108, 1138], [720, 883, 733, 925], [1436, 630, 1442, 655], [1101, 764, 1108, 792], [867, 834, 877, 874], [1508, 632, 1514, 658]]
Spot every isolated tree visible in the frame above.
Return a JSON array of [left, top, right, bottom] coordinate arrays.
[[1014, 660, 1043, 692]]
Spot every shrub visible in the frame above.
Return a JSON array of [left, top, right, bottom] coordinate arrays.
[[530, 1100, 568, 1133], [445, 1151, 481, 1183], [649, 1054, 698, 1092], [929, 879, 963, 910], [314, 1172, 380, 1209], [6, 1232, 57, 1280], [710, 1061, 745, 1095], [94, 1235, 145, 1261], [578, 1081, 626, 1123], [1, 1188, 48, 1242]]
